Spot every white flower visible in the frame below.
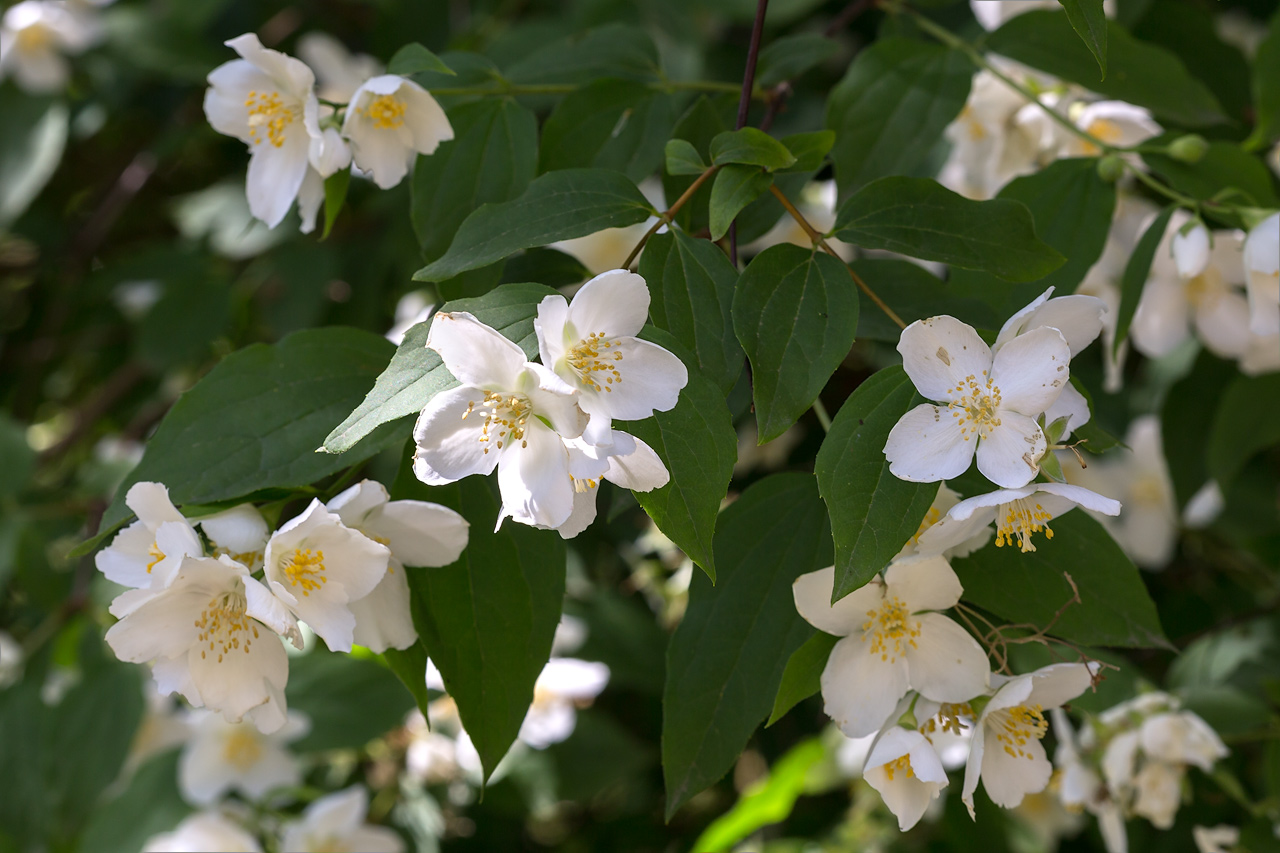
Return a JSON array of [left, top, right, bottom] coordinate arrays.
[[326, 479, 469, 652], [535, 269, 688, 446], [896, 483, 991, 561], [916, 482, 1121, 556], [862, 726, 950, 831], [105, 555, 301, 733], [412, 312, 587, 530], [1194, 825, 1240, 853], [178, 711, 308, 805], [96, 482, 203, 590], [1140, 711, 1228, 771], [123, 677, 192, 778], [1131, 219, 1252, 360], [196, 504, 269, 572], [142, 811, 262, 853], [1130, 759, 1183, 828], [296, 32, 382, 103], [1173, 222, 1212, 280], [0, 0, 97, 94], [1067, 415, 1177, 569], [792, 559, 990, 738], [263, 499, 390, 653], [885, 316, 1071, 488], [342, 74, 453, 189], [970, 0, 1062, 30], [0, 631, 23, 688], [961, 662, 1096, 816], [279, 786, 404, 853], [404, 710, 462, 785], [1244, 211, 1279, 338], [296, 127, 352, 235], [203, 34, 327, 228], [1051, 709, 1127, 853], [994, 286, 1107, 436], [553, 429, 669, 539], [519, 658, 610, 749], [385, 290, 434, 345], [1060, 100, 1162, 158]]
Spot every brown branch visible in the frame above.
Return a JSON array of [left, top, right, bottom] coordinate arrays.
[[729, 0, 770, 266], [622, 165, 720, 269], [824, 0, 879, 36]]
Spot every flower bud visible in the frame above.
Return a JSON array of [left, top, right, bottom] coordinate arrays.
[[1167, 134, 1208, 164], [1096, 154, 1125, 183]]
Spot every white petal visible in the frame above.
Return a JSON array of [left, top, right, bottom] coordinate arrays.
[[565, 270, 652, 340], [989, 326, 1070, 416], [884, 404, 975, 483], [913, 508, 995, 558], [1024, 661, 1096, 709], [425, 311, 526, 389], [976, 413, 1044, 488], [350, 566, 418, 652], [1035, 483, 1121, 516], [245, 128, 311, 228], [821, 634, 910, 738], [198, 504, 269, 558], [896, 316, 993, 402], [188, 628, 289, 724], [884, 555, 964, 612], [534, 294, 571, 367], [126, 481, 185, 528], [1193, 290, 1251, 359], [1173, 223, 1211, 279], [536, 658, 610, 700], [979, 725, 1051, 808], [1244, 212, 1280, 337], [400, 79, 454, 155], [411, 386, 500, 484], [364, 500, 469, 567], [204, 60, 274, 141], [1026, 295, 1107, 357], [603, 433, 668, 492], [326, 479, 389, 525], [296, 167, 324, 235], [1043, 382, 1091, 437], [225, 33, 315, 97], [1131, 275, 1192, 358], [793, 568, 880, 636], [907, 613, 990, 701], [496, 422, 574, 529], [555, 488, 598, 539], [994, 287, 1054, 351], [578, 336, 687, 423]]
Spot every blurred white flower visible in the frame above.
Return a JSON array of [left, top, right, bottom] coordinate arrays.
[[1194, 824, 1240, 853], [178, 711, 308, 805], [970, 0, 1059, 30], [384, 291, 434, 346], [196, 504, 269, 573], [122, 677, 192, 778], [280, 786, 404, 853], [1050, 709, 1122, 852], [142, 811, 262, 853], [518, 657, 610, 749], [863, 726, 950, 831], [96, 482, 203, 590], [342, 74, 452, 189], [0, 631, 23, 688], [1061, 100, 1161, 158], [0, 0, 98, 94], [296, 32, 382, 103], [1243, 211, 1279, 338], [917, 482, 1120, 556]]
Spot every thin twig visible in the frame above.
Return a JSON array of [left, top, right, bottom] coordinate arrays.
[[823, 0, 879, 36], [621, 165, 720, 269], [729, 0, 771, 267]]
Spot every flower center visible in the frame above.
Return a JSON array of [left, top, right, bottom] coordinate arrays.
[[194, 587, 259, 663], [882, 754, 915, 782], [947, 373, 1003, 440], [1130, 474, 1167, 507], [994, 498, 1054, 553], [146, 541, 166, 573], [993, 703, 1048, 759], [862, 594, 921, 662], [364, 93, 406, 129], [908, 506, 943, 546], [570, 474, 599, 493], [244, 90, 296, 148], [1184, 265, 1225, 309], [462, 391, 533, 454], [16, 24, 53, 52], [1078, 118, 1126, 156], [282, 548, 327, 595], [922, 702, 974, 737], [566, 332, 623, 394], [222, 728, 264, 771]]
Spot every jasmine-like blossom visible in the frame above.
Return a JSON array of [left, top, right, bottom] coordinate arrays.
[[196, 504, 270, 572], [0, 0, 98, 94], [792, 559, 990, 738], [553, 429, 669, 539], [1051, 708, 1128, 853], [96, 482, 203, 589], [296, 32, 382, 103], [1060, 100, 1162, 158], [1193, 825, 1241, 853], [1243, 211, 1279, 338], [178, 711, 309, 805], [518, 658, 611, 748], [342, 74, 453, 189], [862, 725, 950, 831], [884, 316, 1072, 488], [279, 786, 404, 853], [142, 811, 262, 853]]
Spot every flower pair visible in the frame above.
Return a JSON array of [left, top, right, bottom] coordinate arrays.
[[411, 270, 687, 537]]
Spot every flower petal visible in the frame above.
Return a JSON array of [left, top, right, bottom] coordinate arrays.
[[565, 270, 651, 340], [496, 422, 574, 529], [1036, 483, 1121, 516], [793, 567, 880, 636], [976, 413, 1044, 488], [1024, 661, 1096, 709], [603, 433, 669, 492], [979, 726, 1051, 808], [412, 386, 500, 485], [907, 613, 990, 702], [400, 79, 454, 155], [885, 555, 964, 612], [896, 316, 993, 402], [245, 128, 311, 229], [365, 500, 469, 568], [577, 336, 688, 422], [989, 326, 1070, 416], [534, 294, 571, 367], [821, 634, 909, 738], [126, 481, 185, 528], [350, 566, 418, 652], [426, 311, 526, 389], [884, 404, 975, 483]]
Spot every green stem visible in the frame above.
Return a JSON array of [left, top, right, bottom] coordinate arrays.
[[812, 397, 832, 433], [1124, 160, 1200, 209]]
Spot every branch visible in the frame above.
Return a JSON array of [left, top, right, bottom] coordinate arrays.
[[621, 165, 720, 269], [730, 0, 770, 266]]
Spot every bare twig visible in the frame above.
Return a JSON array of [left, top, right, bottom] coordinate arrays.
[[621, 165, 720, 269], [824, 0, 879, 36], [729, 0, 770, 266]]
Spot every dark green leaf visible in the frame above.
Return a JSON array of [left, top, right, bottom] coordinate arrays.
[[663, 95, 735, 236], [414, 169, 654, 281], [987, 10, 1226, 127], [780, 130, 836, 173], [757, 33, 840, 86], [0, 684, 47, 847], [638, 231, 744, 394], [627, 328, 737, 581], [1246, 11, 1280, 149], [387, 42, 456, 76], [710, 128, 797, 171], [1208, 373, 1280, 492], [393, 474, 566, 780], [816, 365, 938, 601], [0, 91, 68, 228], [411, 98, 539, 263], [323, 283, 557, 454], [504, 24, 660, 84], [709, 165, 774, 241], [1162, 352, 1236, 508], [286, 651, 417, 752], [383, 642, 433, 717], [321, 168, 350, 239], [1114, 205, 1174, 356], [766, 631, 838, 727], [0, 414, 35, 498], [733, 245, 858, 443], [1143, 140, 1279, 208], [665, 139, 707, 176], [540, 79, 676, 182], [663, 473, 832, 820], [105, 328, 405, 528], [825, 39, 971, 198], [79, 750, 190, 853], [953, 511, 1169, 649], [850, 258, 1000, 342], [834, 176, 1065, 283], [1057, 0, 1107, 78], [499, 247, 590, 288]]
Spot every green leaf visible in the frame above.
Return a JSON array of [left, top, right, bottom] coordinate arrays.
[[1113, 205, 1174, 356], [693, 738, 827, 853], [733, 245, 858, 443], [766, 632, 838, 727], [780, 130, 836, 173], [285, 651, 416, 752], [104, 328, 404, 528], [664, 95, 735, 236], [1143, 140, 1279, 208], [1245, 11, 1280, 148], [1161, 352, 1237, 508], [850, 258, 1000, 342], [987, 10, 1226, 127], [383, 642, 432, 717], [1208, 373, 1280, 493], [1056, 0, 1108, 78], [0, 91, 68, 229], [953, 511, 1169, 649], [663, 473, 833, 820], [539, 79, 676, 182], [757, 32, 840, 86], [627, 328, 737, 582], [815, 365, 938, 601], [504, 24, 660, 85], [320, 168, 350, 239], [387, 42, 456, 76], [0, 413, 35, 499], [393, 474, 566, 780], [825, 39, 972, 198], [1131, 1, 1251, 125], [665, 139, 707, 176], [414, 169, 654, 281], [638, 231, 744, 394], [79, 750, 190, 853], [0, 684, 48, 847], [710, 128, 797, 171], [834, 176, 1065, 283], [708, 165, 774, 241], [411, 98, 539, 263], [323, 283, 557, 454]]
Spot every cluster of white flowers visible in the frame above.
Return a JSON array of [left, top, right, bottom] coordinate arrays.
[[203, 33, 453, 231], [1052, 692, 1228, 852], [0, 0, 107, 94], [411, 269, 687, 537], [98, 479, 468, 733]]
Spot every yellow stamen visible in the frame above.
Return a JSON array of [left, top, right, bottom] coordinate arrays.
[[464, 391, 533, 455], [993, 703, 1048, 759], [281, 548, 327, 595], [947, 372, 1003, 441], [222, 728, 264, 771], [863, 594, 921, 663], [566, 331, 624, 394], [995, 498, 1054, 552], [193, 586, 260, 664], [364, 93, 406, 129], [146, 541, 165, 573], [882, 754, 915, 782], [244, 90, 296, 148]]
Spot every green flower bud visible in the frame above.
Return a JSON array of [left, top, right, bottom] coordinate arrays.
[[1096, 154, 1125, 183], [1168, 134, 1209, 164]]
